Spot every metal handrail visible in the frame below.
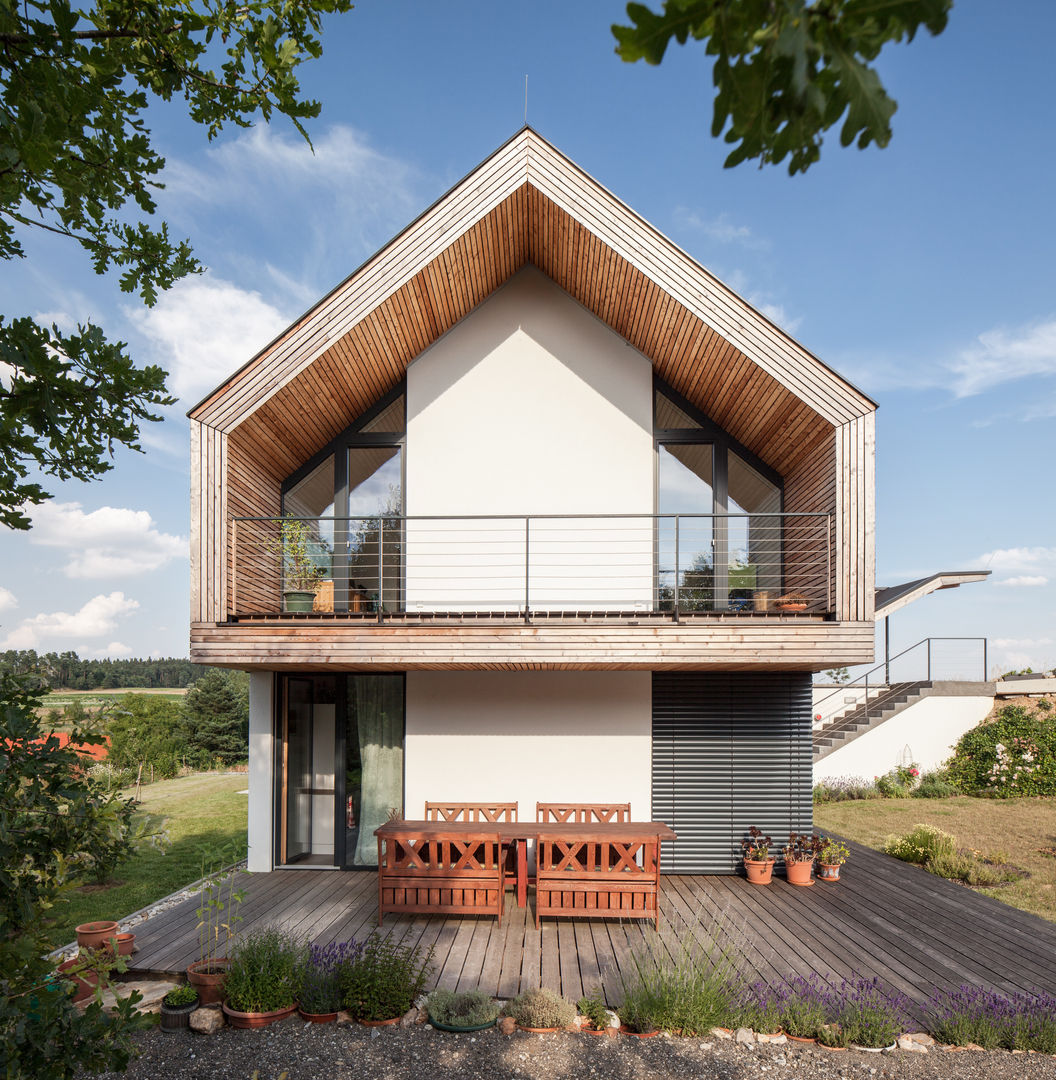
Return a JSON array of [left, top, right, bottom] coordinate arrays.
[[814, 636, 989, 730]]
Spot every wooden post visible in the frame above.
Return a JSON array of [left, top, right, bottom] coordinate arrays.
[[135, 763, 143, 803]]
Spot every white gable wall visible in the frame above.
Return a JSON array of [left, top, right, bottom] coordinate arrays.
[[405, 267, 654, 611]]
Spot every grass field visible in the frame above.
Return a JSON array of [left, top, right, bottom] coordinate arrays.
[[47, 771, 248, 949], [815, 795, 1056, 923]]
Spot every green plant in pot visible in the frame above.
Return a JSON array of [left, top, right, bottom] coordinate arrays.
[[783, 832, 822, 887], [339, 935, 433, 1023], [426, 989, 500, 1032], [268, 516, 328, 613], [817, 837, 850, 882], [577, 986, 613, 1033], [160, 985, 199, 1032], [741, 826, 775, 884], [222, 927, 304, 1028], [187, 854, 244, 1005], [505, 987, 577, 1032]]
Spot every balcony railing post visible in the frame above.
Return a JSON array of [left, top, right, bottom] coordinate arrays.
[[230, 517, 237, 619], [524, 516, 530, 623], [377, 518, 384, 624], [926, 638, 931, 682], [983, 637, 988, 682], [673, 516, 680, 623], [826, 513, 833, 614]]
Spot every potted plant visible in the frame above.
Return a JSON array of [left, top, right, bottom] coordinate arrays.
[[75, 920, 118, 950], [268, 516, 327, 613], [778, 974, 828, 1043], [426, 989, 501, 1032], [297, 940, 362, 1023], [735, 984, 783, 1040], [741, 826, 775, 884], [104, 932, 136, 957], [618, 998, 660, 1038], [817, 838, 850, 882], [836, 977, 908, 1052], [577, 987, 614, 1034], [222, 927, 304, 1028], [505, 987, 577, 1033], [55, 954, 102, 1003], [784, 833, 822, 886], [775, 592, 808, 612], [339, 935, 433, 1025], [187, 858, 245, 1005], [160, 985, 200, 1032]]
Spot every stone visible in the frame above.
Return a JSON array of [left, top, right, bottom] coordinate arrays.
[[498, 1016, 516, 1036], [897, 1035, 930, 1053], [98, 979, 179, 1015], [734, 1027, 754, 1046], [603, 1026, 619, 1039], [699, 1042, 715, 1052], [756, 1032, 787, 1045], [710, 1027, 733, 1040], [189, 1007, 225, 1034], [400, 1008, 419, 1028], [903, 1032, 936, 1048], [966, 1043, 986, 1051]]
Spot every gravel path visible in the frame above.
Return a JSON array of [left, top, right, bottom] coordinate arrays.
[[95, 1018, 1056, 1080]]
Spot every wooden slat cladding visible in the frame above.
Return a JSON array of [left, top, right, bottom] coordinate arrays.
[[784, 430, 837, 615], [189, 620, 875, 671], [190, 421, 227, 624]]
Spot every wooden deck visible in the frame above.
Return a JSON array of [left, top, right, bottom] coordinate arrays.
[[127, 840, 1056, 1019]]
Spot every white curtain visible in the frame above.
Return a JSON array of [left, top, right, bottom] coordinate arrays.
[[352, 676, 404, 866]]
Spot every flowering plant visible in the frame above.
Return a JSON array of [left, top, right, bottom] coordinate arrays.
[[783, 832, 823, 864], [741, 825, 773, 861], [818, 838, 850, 866]]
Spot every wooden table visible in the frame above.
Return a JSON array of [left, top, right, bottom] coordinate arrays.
[[375, 820, 676, 909]]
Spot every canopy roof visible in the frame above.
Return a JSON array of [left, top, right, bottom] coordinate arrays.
[[190, 127, 875, 485], [874, 571, 991, 620]]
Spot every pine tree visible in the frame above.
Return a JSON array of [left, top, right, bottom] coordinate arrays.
[[181, 671, 248, 766]]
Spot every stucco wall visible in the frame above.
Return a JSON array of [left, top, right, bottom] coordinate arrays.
[[404, 671, 653, 825], [405, 266, 655, 611], [815, 694, 994, 781], [247, 672, 274, 872]]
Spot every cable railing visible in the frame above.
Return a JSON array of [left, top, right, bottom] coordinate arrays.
[[813, 636, 989, 731], [228, 512, 833, 621]]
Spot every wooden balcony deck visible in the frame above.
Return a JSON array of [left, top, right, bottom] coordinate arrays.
[[126, 840, 1056, 1020]]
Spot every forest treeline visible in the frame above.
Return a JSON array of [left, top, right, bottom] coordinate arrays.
[[0, 649, 210, 689]]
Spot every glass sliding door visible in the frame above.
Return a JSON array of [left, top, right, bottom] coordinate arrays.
[[344, 674, 404, 867], [282, 677, 314, 863]]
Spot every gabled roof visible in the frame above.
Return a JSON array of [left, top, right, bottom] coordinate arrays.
[[190, 127, 875, 483]]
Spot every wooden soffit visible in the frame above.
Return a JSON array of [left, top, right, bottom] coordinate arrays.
[[193, 129, 875, 481]]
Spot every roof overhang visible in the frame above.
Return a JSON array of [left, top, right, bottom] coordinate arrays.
[[874, 571, 991, 620], [189, 127, 876, 484]]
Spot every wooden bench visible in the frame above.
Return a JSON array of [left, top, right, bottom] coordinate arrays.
[[376, 828, 505, 926], [425, 803, 518, 886], [536, 803, 631, 823], [535, 828, 662, 930]]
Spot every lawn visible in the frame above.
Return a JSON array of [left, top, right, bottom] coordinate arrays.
[[815, 795, 1056, 923], [46, 771, 248, 949]]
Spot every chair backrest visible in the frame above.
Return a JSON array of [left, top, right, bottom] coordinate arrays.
[[425, 802, 518, 823], [536, 802, 631, 824]]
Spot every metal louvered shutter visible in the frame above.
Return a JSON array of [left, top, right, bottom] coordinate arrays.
[[652, 673, 813, 873]]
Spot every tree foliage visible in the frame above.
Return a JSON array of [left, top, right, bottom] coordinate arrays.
[[181, 669, 248, 766], [0, 0, 352, 527], [612, 0, 951, 173], [0, 671, 158, 1078]]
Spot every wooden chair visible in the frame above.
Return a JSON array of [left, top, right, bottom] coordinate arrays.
[[535, 830, 661, 930], [425, 803, 518, 887], [377, 829, 505, 925], [535, 803, 631, 824]]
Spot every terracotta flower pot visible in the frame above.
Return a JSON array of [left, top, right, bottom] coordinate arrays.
[[783, 1032, 816, 1044], [785, 858, 815, 887], [222, 1002, 298, 1029], [57, 958, 100, 1003], [516, 1024, 562, 1033], [619, 1025, 660, 1038], [776, 601, 807, 612], [75, 921, 119, 950], [186, 959, 229, 1006], [817, 862, 842, 882], [298, 1009, 338, 1024], [744, 857, 775, 884], [362, 1015, 402, 1027], [104, 932, 135, 957]]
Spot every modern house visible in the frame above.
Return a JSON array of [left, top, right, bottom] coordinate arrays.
[[188, 128, 881, 877]]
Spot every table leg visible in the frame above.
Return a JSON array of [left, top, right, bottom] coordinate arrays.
[[517, 838, 527, 908]]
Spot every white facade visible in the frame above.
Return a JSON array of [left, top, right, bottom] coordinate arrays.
[[404, 671, 653, 825], [247, 672, 274, 872], [405, 267, 655, 611]]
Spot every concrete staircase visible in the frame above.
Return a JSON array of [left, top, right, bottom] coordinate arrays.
[[813, 681, 933, 760]]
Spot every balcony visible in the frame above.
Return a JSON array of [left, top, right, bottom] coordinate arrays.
[[227, 513, 834, 623]]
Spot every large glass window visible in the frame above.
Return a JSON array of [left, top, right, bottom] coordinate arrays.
[[658, 443, 714, 610], [347, 447, 402, 612]]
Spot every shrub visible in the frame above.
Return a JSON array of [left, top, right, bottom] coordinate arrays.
[[506, 987, 576, 1030], [297, 940, 362, 1014], [577, 987, 611, 1031], [813, 776, 879, 802], [733, 982, 783, 1034], [778, 975, 829, 1039], [340, 935, 433, 1022], [831, 976, 909, 1048], [224, 927, 304, 1013], [912, 770, 960, 798], [616, 932, 743, 1035], [927, 987, 1056, 1052], [426, 989, 500, 1028], [946, 704, 1056, 797], [883, 824, 1021, 887], [163, 985, 199, 1008], [883, 823, 956, 866]]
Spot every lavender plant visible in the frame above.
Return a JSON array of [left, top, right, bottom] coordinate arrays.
[[832, 976, 909, 1048], [928, 986, 1056, 1052], [733, 982, 784, 1034], [778, 974, 829, 1038], [296, 939, 363, 1014]]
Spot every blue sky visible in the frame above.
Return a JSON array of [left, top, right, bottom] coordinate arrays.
[[1, 0, 1053, 674]]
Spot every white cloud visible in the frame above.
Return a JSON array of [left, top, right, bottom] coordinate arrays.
[[80, 641, 134, 659], [947, 317, 1056, 397], [126, 274, 290, 404], [992, 637, 1055, 649], [28, 501, 186, 579], [0, 587, 16, 612], [674, 209, 767, 250], [2, 592, 139, 649], [978, 546, 1056, 572], [994, 576, 1049, 588]]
